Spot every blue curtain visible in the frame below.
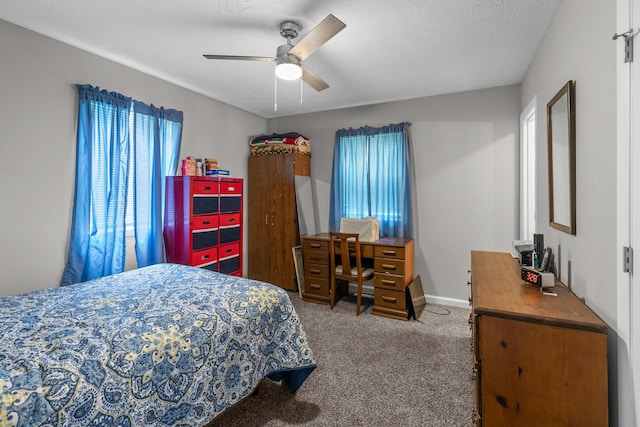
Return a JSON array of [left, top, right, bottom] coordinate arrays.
[[329, 122, 415, 238], [133, 102, 183, 267], [60, 85, 132, 285]]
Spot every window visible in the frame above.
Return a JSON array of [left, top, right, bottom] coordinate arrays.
[[95, 107, 180, 238], [61, 85, 182, 285], [329, 122, 414, 238], [125, 111, 135, 236]]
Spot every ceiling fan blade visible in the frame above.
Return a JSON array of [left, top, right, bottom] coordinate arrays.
[[302, 65, 329, 91], [289, 14, 346, 61], [203, 54, 275, 62]]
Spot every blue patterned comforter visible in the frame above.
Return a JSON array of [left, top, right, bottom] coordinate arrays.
[[0, 264, 316, 426]]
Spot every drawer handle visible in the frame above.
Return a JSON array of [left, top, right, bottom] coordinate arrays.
[[228, 186, 235, 191], [382, 264, 397, 271], [203, 186, 211, 191], [382, 250, 397, 256], [382, 296, 397, 303], [311, 256, 322, 262], [310, 268, 321, 275], [202, 221, 211, 225], [381, 279, 396, 286], [310, 283, 321, 289], [228, 218, 235, 223], [310, 243, 321, 249], [225, 248, 232, 254], [201, 255, 210, 260]]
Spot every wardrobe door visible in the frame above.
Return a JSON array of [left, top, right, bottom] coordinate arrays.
[[248, 155, 274, 284], [270, 153, 297, 290]]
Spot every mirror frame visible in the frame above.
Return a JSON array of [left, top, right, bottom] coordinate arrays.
[[547, 80, 576, 235]]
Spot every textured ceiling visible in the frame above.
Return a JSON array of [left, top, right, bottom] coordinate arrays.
[[0, 0, 561, 118]]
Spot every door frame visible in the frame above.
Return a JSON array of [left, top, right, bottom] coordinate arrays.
[[616, 0, 639, 425], [520, 96, 537, 241]]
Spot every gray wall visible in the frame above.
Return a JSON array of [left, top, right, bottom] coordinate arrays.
[[268, 84, 521, 305], [0, 19, 265, 297], [520, 0, 620, 423], [521, 0, 616, 324]]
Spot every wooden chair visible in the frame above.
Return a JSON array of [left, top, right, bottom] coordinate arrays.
[[329, 232, 374, 316]]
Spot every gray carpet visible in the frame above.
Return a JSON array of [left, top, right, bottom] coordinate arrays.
[[208, 293, 473, 426]]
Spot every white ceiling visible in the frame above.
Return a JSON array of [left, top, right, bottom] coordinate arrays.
[[0, 0, 561, 119]]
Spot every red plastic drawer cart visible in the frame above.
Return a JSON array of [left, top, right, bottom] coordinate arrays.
[[164, 176, 243, 276]]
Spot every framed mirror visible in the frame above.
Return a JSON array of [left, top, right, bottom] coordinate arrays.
[[547, 80, 576, 234]]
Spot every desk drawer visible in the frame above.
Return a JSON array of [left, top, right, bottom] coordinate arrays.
[[303, 239, 329, 252], [304, 250, 329, 265], [304, 263, 329, 279], [304, 276, 329, 296], [374, 288, 407, 311], [374, 258, 405, 275], [375, 245, 405, 260], [374, 273, 405, 292]]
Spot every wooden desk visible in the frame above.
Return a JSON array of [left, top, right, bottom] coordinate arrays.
[[301, 233, 414, 320]]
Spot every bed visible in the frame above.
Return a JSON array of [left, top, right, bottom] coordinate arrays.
[[0, 263, 316, 426]]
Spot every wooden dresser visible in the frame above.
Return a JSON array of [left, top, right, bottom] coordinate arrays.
[[469, 251, 608, 427], [301, 233, 414, 320]]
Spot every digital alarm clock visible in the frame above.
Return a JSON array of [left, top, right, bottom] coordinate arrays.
[[521, 266, 555, 289]]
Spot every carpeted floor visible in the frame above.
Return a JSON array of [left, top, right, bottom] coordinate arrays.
[[209, 293, 473, 426]]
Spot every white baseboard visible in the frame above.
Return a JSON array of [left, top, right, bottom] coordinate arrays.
[[425, 294, 470, 309]]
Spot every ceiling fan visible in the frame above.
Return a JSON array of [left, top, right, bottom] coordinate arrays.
[[203, 14, 346, 92]]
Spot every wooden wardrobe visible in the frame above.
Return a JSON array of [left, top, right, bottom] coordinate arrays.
[[248, 152, 310, 291]]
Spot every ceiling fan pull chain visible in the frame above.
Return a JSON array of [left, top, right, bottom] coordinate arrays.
[[274, 73, 278, 111]]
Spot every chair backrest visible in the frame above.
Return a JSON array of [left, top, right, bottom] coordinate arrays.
[[329, 232, 362, 279]]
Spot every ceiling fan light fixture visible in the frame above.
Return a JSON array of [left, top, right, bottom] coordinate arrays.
[[275, 55, 302, 80], [203, 14, 345, 92]]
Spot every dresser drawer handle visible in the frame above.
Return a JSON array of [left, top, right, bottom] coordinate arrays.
[[228, 186, 235, 191], [310, 256, 322, 262], [310, 268, 321, 275], [228, 218, 235, 223], [310, 243, 321, 249], [382, 264, 397, 271], [310, 283, 321, 289], [381, 279, 396, 286], [201, 254, 210, 260], [202, 221, 211, 225], [203, 186, 211, 191], [382, 250, 397, 256], [382, 296, 397, 303]]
